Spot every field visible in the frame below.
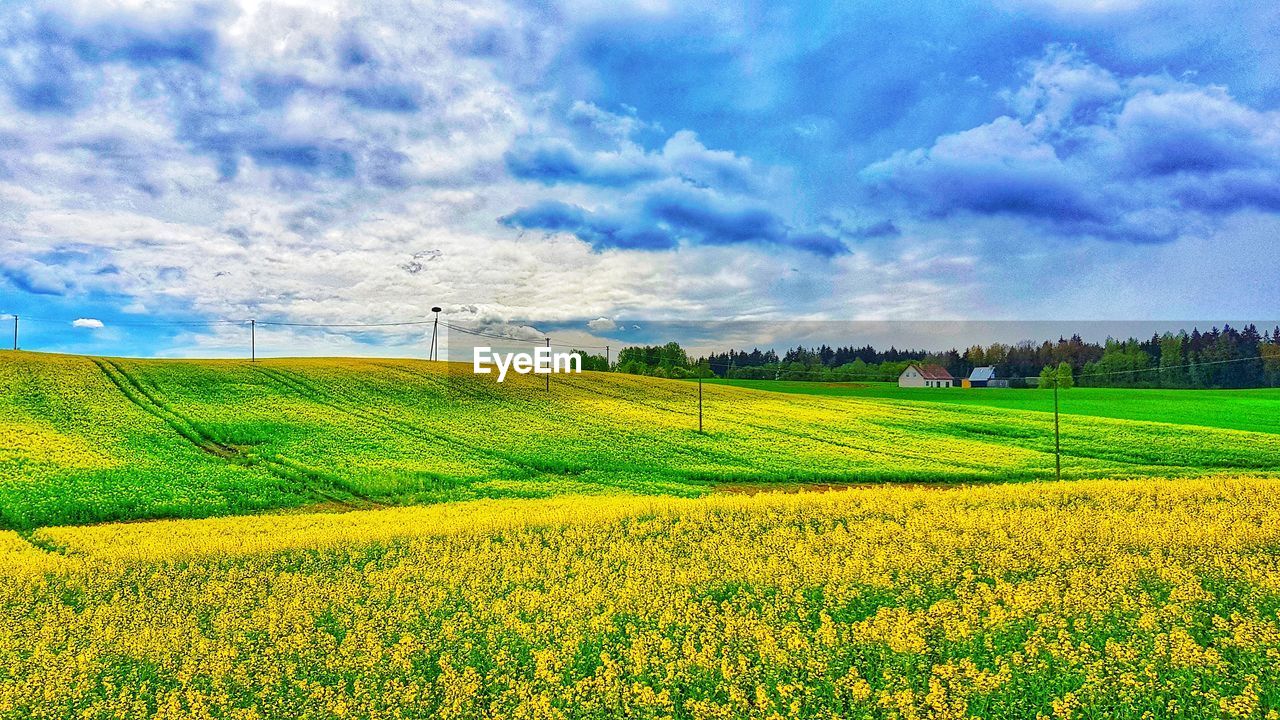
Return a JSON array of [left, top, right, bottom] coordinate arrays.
[[703, 380, 1280, 435], [5, 351, 1280, 719], [4, 478, 1280, 719], [2, 352, 1280, 528]]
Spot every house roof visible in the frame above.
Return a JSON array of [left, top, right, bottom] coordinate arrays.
[[910, 363, 954, 380], [969, 366, 996, 381]]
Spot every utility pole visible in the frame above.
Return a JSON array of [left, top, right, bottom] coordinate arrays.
[[698, 375, 703, 433], [11, 314, 16, 351], [605, 345, 610, 370], [430, 306, 442, 361], [1053, 375, 1061, 482], [250, 319, 256, 362], [545, 337, 551, 391]]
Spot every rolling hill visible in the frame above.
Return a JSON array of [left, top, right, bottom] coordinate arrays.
[[2, 351, 1279, 528]]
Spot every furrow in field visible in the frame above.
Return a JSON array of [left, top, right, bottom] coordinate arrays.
[[249, 365, 581, 477], [371, 361, 514, 403], [392, 367, 808, 473], [378, 362, 991, 479], [93, 359, 231, 455], [264, 364, 765, 482], [373, 364, 758, 469], [95, 360, 370, 508]]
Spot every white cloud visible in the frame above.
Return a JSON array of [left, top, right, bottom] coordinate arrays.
[[586, 317, 615, 331], [566, 101, 658, 139], [72, 318, 104, 328]]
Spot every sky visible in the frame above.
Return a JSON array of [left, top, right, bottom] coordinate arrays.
[[1, 0, 1278, 357]]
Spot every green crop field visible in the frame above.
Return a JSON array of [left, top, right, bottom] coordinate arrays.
[[2, 350, 1279, 529], [703, 379, 1280, 434]]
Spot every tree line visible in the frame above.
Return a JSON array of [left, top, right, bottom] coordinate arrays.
[[578, 324, 1280, 388]]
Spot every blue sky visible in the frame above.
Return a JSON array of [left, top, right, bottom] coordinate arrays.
[[1, 0, 1278, 357]]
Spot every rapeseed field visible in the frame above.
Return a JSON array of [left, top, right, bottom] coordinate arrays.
[[3, 478, 1280, 719]]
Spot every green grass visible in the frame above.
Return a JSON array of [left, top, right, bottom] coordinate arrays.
[[2, 350, 1278, 529], [703, 379, 1280, 434]]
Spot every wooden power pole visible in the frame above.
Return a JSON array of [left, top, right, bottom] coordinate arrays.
[[1053, 375, 1061, 481], [698, 375, 703, 433]]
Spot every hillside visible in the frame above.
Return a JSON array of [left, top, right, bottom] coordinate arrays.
[[3, 351, 1279, 528]]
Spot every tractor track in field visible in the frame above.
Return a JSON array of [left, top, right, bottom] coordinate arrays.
[[373, 363, 756, 469], [370, 362, 511, 404], [372, 362, 573, 415], [92, 359, 376, 509], [249, 365, 589, 477]]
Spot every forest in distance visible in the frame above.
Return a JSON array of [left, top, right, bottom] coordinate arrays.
[[577, 324, 1280, 389]]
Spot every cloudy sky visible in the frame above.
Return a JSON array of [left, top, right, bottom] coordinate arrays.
[[2, 0, 1278, 356]]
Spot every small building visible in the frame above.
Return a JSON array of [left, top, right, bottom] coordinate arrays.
[[966, 366, 997, 388], [898, 363, 955, 388]]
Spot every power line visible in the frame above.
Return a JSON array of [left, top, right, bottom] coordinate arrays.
[[255, 320, 434, 328], [13, 315, 245, 328], [1072, 354, 1265, 380], [12, 315, 440, 329]]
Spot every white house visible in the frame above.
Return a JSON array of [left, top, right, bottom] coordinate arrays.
[[898, 363, 955, 388]]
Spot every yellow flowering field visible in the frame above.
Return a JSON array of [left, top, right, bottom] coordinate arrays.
[[3, 352, 1279, 528], [4, 477, 1280, 719]]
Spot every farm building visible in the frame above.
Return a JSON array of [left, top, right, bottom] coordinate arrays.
[[964, 366, 996, 388], [898, 364, 955, 388]]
